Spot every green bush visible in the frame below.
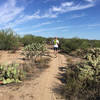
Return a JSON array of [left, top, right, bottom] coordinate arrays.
[[46, 37, 54, 45], [0, 29, 20, 50], [59, 38, 83, 53], [21, 34, 46, 46], [59, 38, 100, 54], [64, 48, 100, 100]]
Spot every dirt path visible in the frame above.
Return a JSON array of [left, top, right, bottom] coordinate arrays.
[[31, 50, 66, 100], [0, 50, 66, 100]]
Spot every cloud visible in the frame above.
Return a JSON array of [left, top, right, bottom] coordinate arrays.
[[55, 20, 63, 23], [30, 26, 68, 33], [32, 21, 52, 28], [1, 0, 97, 29], [0, 0, 24, 24], [50, 1, 95, 14], [43, 0, 56, 3], [71, 13, 86, 19], [51, 26, 67, 30], [13, 27, 22, 31], [61, 2, 74, 7], [62, 29, 68, 32], [71, 23, 100, 28], [88, 23, 100, 27], [17, 26, 68, 35], [85, 0, 95, 3], [4, 10, 57, 28]]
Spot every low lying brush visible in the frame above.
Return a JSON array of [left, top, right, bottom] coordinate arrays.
[[0, 64, 25, 84], [63, 48, 100, 100]]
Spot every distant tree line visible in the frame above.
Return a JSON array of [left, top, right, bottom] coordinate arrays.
[[0, 29, 46, 50], [0, 28, 100, 52], [47, 37, 100, 53]]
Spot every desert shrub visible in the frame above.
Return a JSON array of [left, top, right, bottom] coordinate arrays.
[[22, 42, 47, 61], [21, 35, 34, 46], [59, 38, 83, 53], [46, 37, 54, 45], [59, 38, 100, 54], [64, 48, 100, 100], [80, 41, 90, 49], [0, 29, 20, 50], [21, 34, 46, 46], [35, 57, 50, 69], [44, 37, 100, 54], [0, 64, 25, 84]]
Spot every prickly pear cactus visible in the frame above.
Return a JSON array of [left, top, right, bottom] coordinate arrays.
[[22, 42, 47, 60], [0, 64, 25, 84]]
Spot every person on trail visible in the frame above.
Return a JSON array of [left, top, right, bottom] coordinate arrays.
[[53, 37, 59, 57]]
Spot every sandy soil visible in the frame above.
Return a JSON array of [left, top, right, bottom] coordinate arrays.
[[0, 49, 24, 65], [0, 49, 66, 100]]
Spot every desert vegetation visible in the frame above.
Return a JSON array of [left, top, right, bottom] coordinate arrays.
[[44, 37, 100, 100], [47, 37, 100, 53], [58, 48, 100, 100], [0, 28, 48, 85], [0, 28, 100, 100], [0, 29, 20, 50]]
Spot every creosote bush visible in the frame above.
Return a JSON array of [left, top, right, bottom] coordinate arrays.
[[49, 37, 100, 54], [0, 29, 20, 50], [21, 34, 46, 46]]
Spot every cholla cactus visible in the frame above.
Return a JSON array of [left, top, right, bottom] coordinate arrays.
[[78, 48, 100, 82], [77, 64, 94, 81], [64, 48, 100, 100], [84, 48, 100, 59]]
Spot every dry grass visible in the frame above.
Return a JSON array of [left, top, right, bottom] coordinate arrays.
[[0, 49, 50, 81], [20, 57, 50, 80]]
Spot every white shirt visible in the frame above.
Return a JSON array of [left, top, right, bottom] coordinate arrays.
[[54, 40, 59, 48]]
